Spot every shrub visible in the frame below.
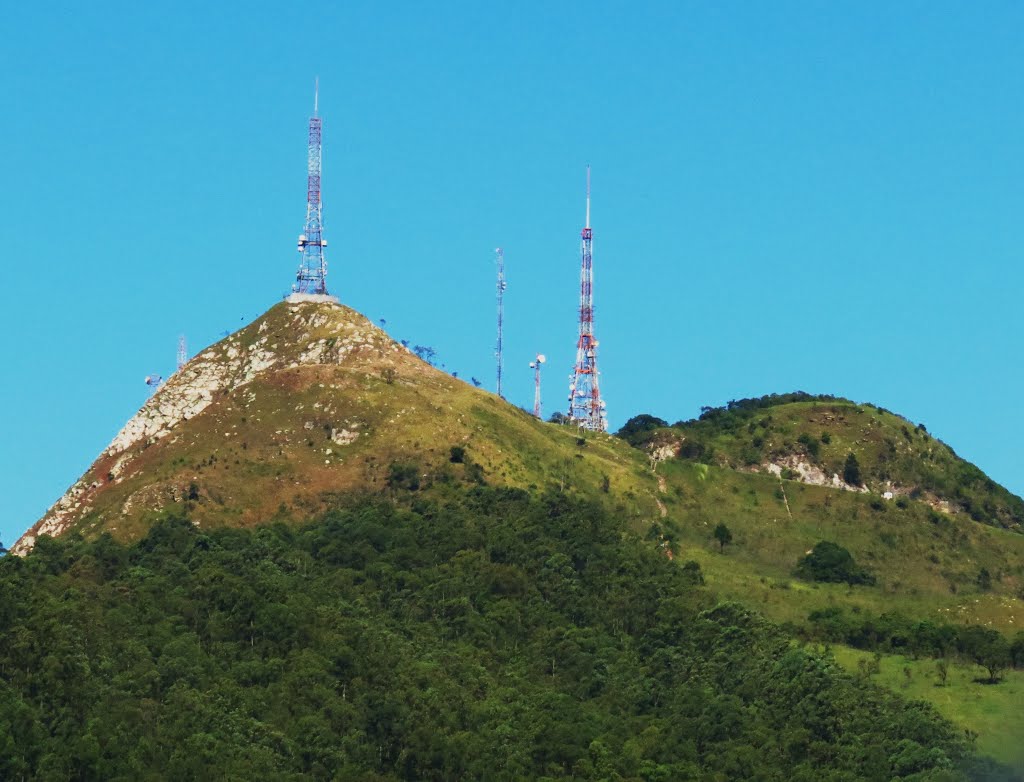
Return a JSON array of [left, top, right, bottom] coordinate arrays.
[[387, 462, 420, 491], [843, 453, 863, 486], [713, 523, 733, 552], [615, 414, 669, 446], [795, 542, 876, 586]]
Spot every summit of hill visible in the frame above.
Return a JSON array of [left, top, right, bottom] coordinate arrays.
[[14, 296, 656, 554]]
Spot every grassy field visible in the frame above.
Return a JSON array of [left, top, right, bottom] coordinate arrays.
[[656, 458, 1024, 634], [828, 644, 1024, 772]]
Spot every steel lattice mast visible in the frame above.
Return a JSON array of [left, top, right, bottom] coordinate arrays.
[[495, 248, 506, 398], [530, 353, 546, 419], [567, 166, 607, 431], [293, 80, 328, 295], [176, 335, 187, 372]]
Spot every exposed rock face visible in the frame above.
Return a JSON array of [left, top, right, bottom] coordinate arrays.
[[12, 298, 404, 555], [758, 455, 869, 494]]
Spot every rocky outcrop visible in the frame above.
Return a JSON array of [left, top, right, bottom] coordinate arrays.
[[12, 298, 404, 555], [758, 455, 868, 493]]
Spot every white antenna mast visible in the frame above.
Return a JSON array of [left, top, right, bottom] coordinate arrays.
[[585, 164, 591, 229]]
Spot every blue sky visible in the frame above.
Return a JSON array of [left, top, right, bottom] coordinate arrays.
[[1, 1, 1022, 546]]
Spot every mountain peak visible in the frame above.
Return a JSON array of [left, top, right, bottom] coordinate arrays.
[[14, 298, 424, 553], [14, 298, 645, 554]]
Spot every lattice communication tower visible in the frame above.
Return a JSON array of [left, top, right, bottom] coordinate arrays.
[[567, 166, 607, 431], [530, 354, 546, 419], [293, 80, 328, 295]]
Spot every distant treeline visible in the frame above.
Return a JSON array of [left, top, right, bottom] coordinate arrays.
[[805, 607, 1024, 683]]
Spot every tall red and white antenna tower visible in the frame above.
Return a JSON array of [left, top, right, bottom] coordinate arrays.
[[567, 166, 607, 431], [495, 247, 506, 399], [530, 353, 546, 419], [293, 79, 328, 295]]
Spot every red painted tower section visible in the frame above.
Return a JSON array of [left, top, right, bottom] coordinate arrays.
[[567, 166, 607, 431]]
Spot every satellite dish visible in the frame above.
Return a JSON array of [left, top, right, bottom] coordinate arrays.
[[537, 354, 546, 363], [529, 362, 536, 369]]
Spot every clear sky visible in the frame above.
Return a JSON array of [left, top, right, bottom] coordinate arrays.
[[1, 1, 1022, 547]]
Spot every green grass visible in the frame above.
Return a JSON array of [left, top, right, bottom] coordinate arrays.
[[829, 645, 1024, 772], [657, 459, 1024, 634], [652, 394, 1024, 532]]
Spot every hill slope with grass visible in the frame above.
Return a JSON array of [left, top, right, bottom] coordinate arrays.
[[614, 395, 1024, 636], [624, 392, 1024, 532], [14, 296, 657, 554]]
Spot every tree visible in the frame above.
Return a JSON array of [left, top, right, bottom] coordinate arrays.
[[843, 452, 862, 486], [794, 541, 875, 586], [976, 567, 992, 591], [412, 345, 437, 365], [548, 411, 569, 425], [960, 626, 1011, 683], [713, 523, 733, 552], [935, 659, 949, 687], [1011, 632, 1024, 668], [615, 414, 669, 446]]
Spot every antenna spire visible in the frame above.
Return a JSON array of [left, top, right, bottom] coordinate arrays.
[[293, 81, 328, 296], [495, 248, 506, 399], [567, 166, 607, 432], [176, 335, 187, 372], [585, 164, 591, 229]]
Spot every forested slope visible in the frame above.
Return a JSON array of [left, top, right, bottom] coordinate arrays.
[[1, 488, 1010, 781]]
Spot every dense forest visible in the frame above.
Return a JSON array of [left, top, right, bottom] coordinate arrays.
[[0, 487, 1016, 780]]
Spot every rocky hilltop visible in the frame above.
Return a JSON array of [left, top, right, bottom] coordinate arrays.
[[14, 295, 655, 553]]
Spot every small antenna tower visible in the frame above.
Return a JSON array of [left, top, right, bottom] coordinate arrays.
[[176, 335, 187, 372], [495, 247, 506, 398], [529, 353, 546, 419], [293, 78, 329, 295], [567, 166, 607, 431]]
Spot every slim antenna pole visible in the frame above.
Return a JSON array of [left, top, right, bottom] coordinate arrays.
[[531, 353, 546, 419], [495, 248, 506, 399], [585, 164, 591, 229]]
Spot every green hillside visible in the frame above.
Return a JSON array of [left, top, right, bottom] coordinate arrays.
[[616, 395, 1024, 769], [626, 392, 1024, 532], [0, 489, 1012, 781]]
